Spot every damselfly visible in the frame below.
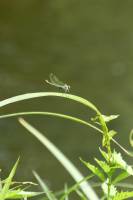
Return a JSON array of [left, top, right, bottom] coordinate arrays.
[[45, 73, 70, 93]]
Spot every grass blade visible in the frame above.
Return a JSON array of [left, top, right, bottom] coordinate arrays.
[[4, 190, 42, 199], [0, 112, 102, 134], [18, 118, 99, 200], [33, 171, 57, 200], [0, 92, 131, 156], [64, 184, 69, 200], [0, 92, 98, 113], [60, 175, 94, 200]]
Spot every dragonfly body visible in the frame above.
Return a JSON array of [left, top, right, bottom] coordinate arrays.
[[45, 73, 70, 93]]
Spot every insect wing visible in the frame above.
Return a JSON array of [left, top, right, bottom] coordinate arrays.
[[49, 73, 64, 86]]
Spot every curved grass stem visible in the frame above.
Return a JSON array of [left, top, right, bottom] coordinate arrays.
[[0, 111, 132, 157]]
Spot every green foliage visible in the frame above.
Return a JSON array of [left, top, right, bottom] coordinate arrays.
[[0, 158, 20, 200], [19, 118, 97, 200], [112, 191, 133, 200], [0, 159, 42, 200], [0, 86, 133, 199], [81, 149, 133, 199], [80, 159, 105, 181]]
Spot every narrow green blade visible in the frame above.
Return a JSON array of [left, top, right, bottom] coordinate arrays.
[[0, 158, 19, 200]]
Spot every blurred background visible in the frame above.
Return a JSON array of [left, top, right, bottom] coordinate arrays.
[[0, 0, 133, 192]]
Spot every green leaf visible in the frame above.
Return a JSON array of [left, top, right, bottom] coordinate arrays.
[[94, 159, 110, 174], [0, 158, 19, 200], [108, 130, 117, 140], [80, 159, 105, 181], [3, 190, 42, 199], [99, 148, 109, 162], [112, 191, 133, 200], [101, 115, 119, 123], [113, 171, 130, 184], [90, 115, 100, 125], [110, 150, 133, 175], [91, 114, 119, 124]]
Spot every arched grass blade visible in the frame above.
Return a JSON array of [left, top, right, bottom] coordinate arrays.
[[0, 111, 102, 134], [0, 111, 132, 157], [0, 92, 98, 113], [0, 92, 117, 155], [0, 92, 125, 153]]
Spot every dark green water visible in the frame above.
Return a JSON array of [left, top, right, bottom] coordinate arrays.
[[0, 0, 133, 193]]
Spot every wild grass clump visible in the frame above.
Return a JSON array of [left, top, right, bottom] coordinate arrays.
[[0, 84, 133, 199], [0, 158, 42, 200]]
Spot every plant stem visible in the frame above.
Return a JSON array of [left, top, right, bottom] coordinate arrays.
[[107, 177, 112, 200]]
